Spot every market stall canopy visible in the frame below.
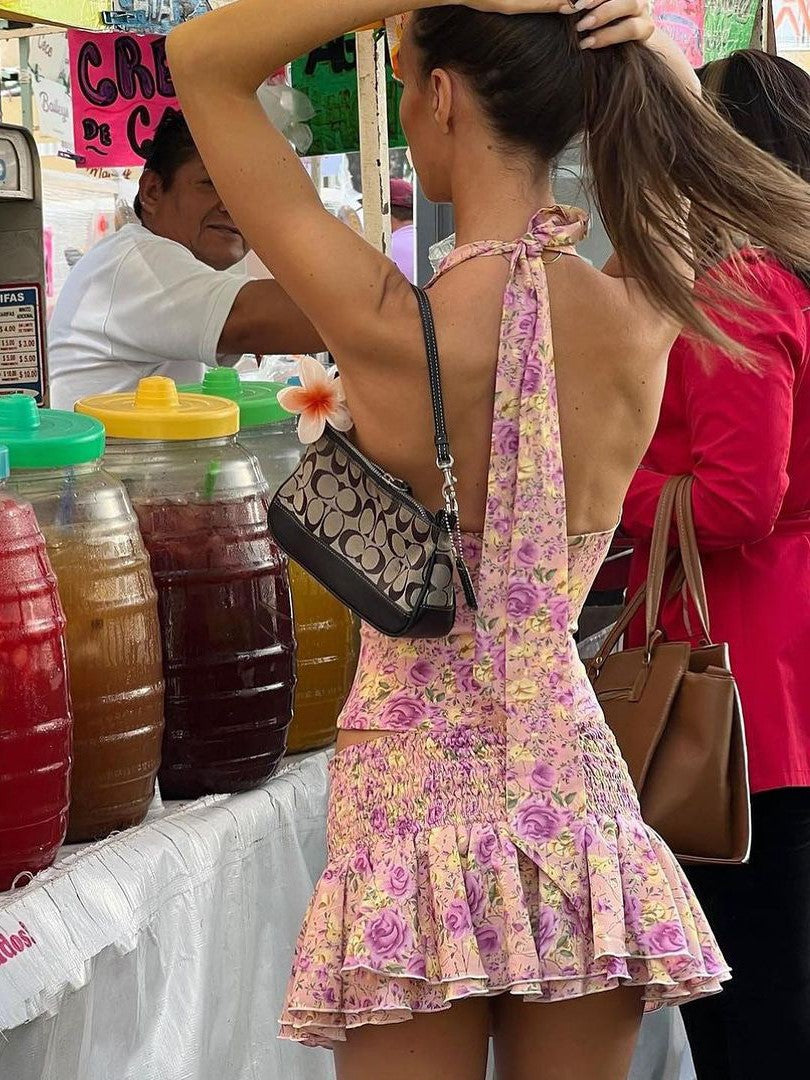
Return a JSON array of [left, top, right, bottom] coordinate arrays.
[[0, 2, 107, 31], [0, 1, 239, 33]]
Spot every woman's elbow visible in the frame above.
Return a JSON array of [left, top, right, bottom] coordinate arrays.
[[696, 500, 781, 550], [166, 24, 209, 94]]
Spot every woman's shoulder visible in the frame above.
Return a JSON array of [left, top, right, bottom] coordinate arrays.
[[670, 250, 810, 370], [719, 248, 810, 307]]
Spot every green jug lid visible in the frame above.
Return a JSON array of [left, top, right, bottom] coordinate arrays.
[[0, 445, 8, 481], [178, 368, 292, 428], [0, 395, 105, 469]]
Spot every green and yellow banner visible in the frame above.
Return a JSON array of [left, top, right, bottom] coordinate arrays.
[[0, 1, 107, 30]]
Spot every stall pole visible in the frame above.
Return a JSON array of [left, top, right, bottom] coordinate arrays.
[[355, 28, 391, 255], [18, 34, 33, 132], [762, 0, 776, 52], [751, 0, 776, 52], [309, 155, 322, 195]]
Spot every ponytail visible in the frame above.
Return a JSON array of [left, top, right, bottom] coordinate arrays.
[[412, 8, 810, 349], [582, 41, 810, 349]]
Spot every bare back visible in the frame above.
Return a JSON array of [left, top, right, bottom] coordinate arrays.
[[339, 244, 671, 537]]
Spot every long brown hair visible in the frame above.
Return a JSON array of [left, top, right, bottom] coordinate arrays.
[[699, 49, 810, 291], [699, 50, 810, 183], [411, 10, 810, 348]]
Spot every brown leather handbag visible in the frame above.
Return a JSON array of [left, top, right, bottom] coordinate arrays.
[[587, 475, 751, 865]]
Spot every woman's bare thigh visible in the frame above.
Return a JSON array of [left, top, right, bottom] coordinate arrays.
[[492, 987, 645, 1080], [334, 997, 491, 1080]]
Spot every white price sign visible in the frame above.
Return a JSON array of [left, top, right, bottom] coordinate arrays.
[[0, 285, 46, 403]]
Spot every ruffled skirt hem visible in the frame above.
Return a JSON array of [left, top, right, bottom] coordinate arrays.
[[280, 966, 726, 1048], [279, 731, 728, 1048]]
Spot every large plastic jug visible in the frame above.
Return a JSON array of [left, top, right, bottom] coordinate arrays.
[[77, 377, 295, 797], [0, 396, 164, 842], [181, 368, 359, 753], [0, 444, 72, 890]]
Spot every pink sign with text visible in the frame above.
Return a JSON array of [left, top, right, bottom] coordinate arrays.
[[654, 0, 705, 67], [68, 30, 179, 168]]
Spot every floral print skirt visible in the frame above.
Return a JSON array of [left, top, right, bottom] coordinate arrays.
[[279, 726, 728, 1047]]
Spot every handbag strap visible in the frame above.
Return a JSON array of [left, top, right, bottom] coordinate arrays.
[[645, 475, 684, 645], [588, 574, 649, 675], [588, 475, 711, 677], [411, 284, 478, 610], [673, 476, 712, 641]]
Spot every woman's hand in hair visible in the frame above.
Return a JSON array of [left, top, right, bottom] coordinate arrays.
[[570, 0, 654, 49], [463, 0, 654, 50]]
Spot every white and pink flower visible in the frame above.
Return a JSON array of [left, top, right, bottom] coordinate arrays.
[[277, 356, 353, 443]]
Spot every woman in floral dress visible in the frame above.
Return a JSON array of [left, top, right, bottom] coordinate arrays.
[[169, 1, 810, 1077]]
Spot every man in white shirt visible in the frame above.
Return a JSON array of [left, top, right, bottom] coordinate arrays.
[[48, 110, 322, 409]]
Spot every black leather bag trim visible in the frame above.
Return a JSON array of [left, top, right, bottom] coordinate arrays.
[[268, 501, 455, 638]]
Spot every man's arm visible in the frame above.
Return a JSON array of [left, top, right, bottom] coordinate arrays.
[[218, 279, 324, 357]]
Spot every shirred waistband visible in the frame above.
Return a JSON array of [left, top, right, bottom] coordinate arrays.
[[327, 728, 507, 853]]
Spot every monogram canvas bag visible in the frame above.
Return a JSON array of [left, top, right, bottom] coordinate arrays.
[[268, 286, 477, 639]]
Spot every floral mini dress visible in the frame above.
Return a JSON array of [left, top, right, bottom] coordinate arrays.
[[280, 206, 728, 1047]]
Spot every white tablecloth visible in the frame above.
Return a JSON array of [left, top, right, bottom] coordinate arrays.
[[0, 752, 694, 1079]]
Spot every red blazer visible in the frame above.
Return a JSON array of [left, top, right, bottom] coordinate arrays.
[[622, 253, 810, 795]]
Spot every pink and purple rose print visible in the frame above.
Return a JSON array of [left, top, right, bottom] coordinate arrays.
[[530, 761, 556, 791], [473, 828, 500, 870], [456, 661, 477, 695], [350, 850, 372, 875], [463, 869, 487, 920], [514, 537, 541, 569], [408, 659, 435, 687], [534, 906, 558, 957], [506, 580, 543, 620], [522, 356, 541, 395], [381, 860, 415, 901], [475, 922, 502, 955], [513, 799, 565, 844], [549, 595, 570, 632], [363, 909, 413, 964], [445, 898, 473, 939], [492, 418, 520, 457], [405, 953, 427, 978], [379, 693, 425, 730], [641, 921, 688, 954]]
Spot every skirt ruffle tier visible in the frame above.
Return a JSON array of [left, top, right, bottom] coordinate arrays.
[[280, 728, 728, 1047]]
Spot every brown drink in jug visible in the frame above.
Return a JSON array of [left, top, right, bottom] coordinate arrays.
[[47, 522, 164, 841]]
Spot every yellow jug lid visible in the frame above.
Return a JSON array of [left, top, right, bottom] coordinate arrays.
[[76, 376, 239, 441]]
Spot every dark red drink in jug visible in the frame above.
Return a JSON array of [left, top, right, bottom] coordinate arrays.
[[134, 492, 294, 798]]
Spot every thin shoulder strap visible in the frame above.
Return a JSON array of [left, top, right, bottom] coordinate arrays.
[[411, 284, 478, 610], [412, 284, 452, 470]]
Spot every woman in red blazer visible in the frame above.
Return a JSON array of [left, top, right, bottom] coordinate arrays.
[[622, 51, 810, 1080]]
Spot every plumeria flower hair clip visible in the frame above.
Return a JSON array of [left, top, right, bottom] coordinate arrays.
[[277, 356, 353, 444]]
